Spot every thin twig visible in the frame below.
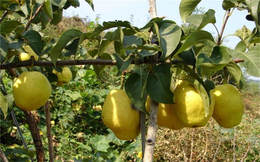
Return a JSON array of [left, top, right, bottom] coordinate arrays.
[[45, 101, 54, 162], [23, 2, 46, 32], [217, 9, 231, 45], [0, 11, 8, 24]]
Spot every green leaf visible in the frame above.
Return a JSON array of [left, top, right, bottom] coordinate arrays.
[[229, 44, 260, 77], [43, 0, 53, 19], [178, 48, 196, 66], [84, 0, 94, 11], [159, 23, 182, 60], [235, 40, 247, 52], [90, 135, 110, 152], [126, 44, 161, 52], [146, 64, 174, 104], [245, 0, 260, 25], [93, 21, 138, 36], [0, 35, 8, 58], [234, 25, 252, 41], [123, 35, 143, 56], [113, 53, 133, 75], [109, 26, 124, 43], [50, 29, 82, 66], [186, 9, 216, 30], [222, 0, 236, 10], [174, 62, 214, 92], [22, 30, 45, 55], [179, 0, 201, 23], [0, 91, 8, 119], [50, 8, 63, 25], [0, 20, 23, 35], [64, 38, 80, 57], [226, 60, 244, 89], [197, 46, 231, 77], [125, 71, 148, 113], [175, 30, 215, 55]]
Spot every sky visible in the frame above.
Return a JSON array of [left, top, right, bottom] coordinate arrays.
[[63, 0, 256, 48], [63, 0, 259, 80]]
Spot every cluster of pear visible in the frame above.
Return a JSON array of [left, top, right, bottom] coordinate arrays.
[[147, 80, 245, 130], [102, 80, 244, 140]]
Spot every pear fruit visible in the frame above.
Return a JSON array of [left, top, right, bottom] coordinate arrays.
[[102, 89, 140, 140], [13, 71, 52, 111], [171, 80, 215, 128], [52, 66, 72, 86], [146, 96, 184, 130], [19, 45, 39, 61], [212, 84, 244, 128]]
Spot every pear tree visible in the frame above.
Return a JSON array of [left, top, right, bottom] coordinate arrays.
[[0, 0, 259, 161]]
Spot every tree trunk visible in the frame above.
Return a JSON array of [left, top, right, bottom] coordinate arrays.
[[23, 110, 45, 162], [143, 1, 158, 162]]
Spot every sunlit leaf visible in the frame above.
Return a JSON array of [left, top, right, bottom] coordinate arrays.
[[43, 0, 53, 19], [245, 0, 260, 25], [235, 40, 247, 52], [226, 60, 244, 89], [175, 30, 215, 55], [186, 9, 216, 30], [229, 44, 260, 77], [179, 0, 201, 23], [159, 23, 182, 60]]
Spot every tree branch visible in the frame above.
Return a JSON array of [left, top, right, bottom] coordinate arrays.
[[217, 9, 231, 45], [24, 2, 46, 32], [0, 59, 183, 70], [143, 99, 158, 162], [23, 110, 45, 162]]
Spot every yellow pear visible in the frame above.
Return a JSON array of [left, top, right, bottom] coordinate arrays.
[[171, 80, 215, 128], [52, 66, 72, 86], [19, 45, 39, 61], [212, 84, 244, 128], [102, 89, 140, 140], [146, 96, 184, 130], [13, 71, 52, 111]]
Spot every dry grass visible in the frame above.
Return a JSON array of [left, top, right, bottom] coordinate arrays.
[[154, 85, 260, 162]]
